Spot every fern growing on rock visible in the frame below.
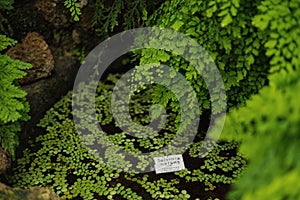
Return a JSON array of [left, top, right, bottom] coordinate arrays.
[[0, 34, 31, 159]]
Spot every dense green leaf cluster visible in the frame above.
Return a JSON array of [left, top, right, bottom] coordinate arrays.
[[0, 35, 31, 158], [207, 1, 300, 198], [252, 0, 300, 74], [178, 142, 246, 187], [8, 74, 244, 199], [217, 68, 300, 199], [133, 0, 270, 120], [124, 174, 191, 199]]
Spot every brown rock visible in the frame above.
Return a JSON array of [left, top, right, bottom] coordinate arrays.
[[0, 183, 61, 200], [6, 32, 54, 85], [0, 147, 10, 175], [35, 0, 70, 27]]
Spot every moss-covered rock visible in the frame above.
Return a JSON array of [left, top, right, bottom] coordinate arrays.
[[0, 183, 60, 200]]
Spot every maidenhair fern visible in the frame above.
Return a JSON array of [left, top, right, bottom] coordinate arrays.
[[0, 35, 31, 158], [132, 0, 270, 127], [252, 0, 300, 73]]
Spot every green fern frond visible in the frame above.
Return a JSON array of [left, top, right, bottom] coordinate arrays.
[[0, 34, 17, 51], [0, 35, 32, 159], [64, 0, 82, 21]]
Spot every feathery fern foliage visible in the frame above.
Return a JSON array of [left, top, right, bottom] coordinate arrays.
[[0, 35, 31, 158]]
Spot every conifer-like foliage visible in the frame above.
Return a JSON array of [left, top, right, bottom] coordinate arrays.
[[90, 0, 164, 35], [64, 0, 164, 35], [0, 34, 31, 158]]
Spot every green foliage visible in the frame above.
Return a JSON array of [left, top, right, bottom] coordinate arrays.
[[0, 35, 31, 158], [0, 35, 16, 51], [252, 0, 300, 73], [217, 68, 300, 199], [64, 0, 82, 21], [206, 0, 300, 199], [90, 0, 164, 36], [124, 174, 191, 199], [0, 0, 14, 10], [133, 0, 270, 122], [8, 73, 244, 199], [182, 141, 246, 187]]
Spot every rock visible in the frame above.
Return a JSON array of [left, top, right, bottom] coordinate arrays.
[[35, 0, 70, 28], [6, 32, 54, 85], [0, 183, 61, 200], [0, 147, 10, 175]]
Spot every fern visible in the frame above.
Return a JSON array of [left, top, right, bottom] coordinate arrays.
[[211, 0, 300, 198], [0, 35, 16, 51], [0, 35, 31, 159], [252, 0, 300, 73], [91, 0, 164, 36], [64, 0, 82, 21], [131, 0, 269, 133], [0, 0, 14, 10]]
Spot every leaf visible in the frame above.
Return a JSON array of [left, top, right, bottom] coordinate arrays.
[[171, 20, 184, 31], [74, 15, 79, 21], [232, 0, 240, 8], [252, 15, 270, 30], [230, 6, 238, 16], [265, 39, 277, 48], [221, 14, 233, 27], [0, 34, 16, 51]]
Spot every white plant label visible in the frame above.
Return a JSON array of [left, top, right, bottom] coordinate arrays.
[[154, 155, 185, 174]]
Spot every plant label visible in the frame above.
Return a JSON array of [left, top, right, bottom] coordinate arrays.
[[154, 155, 185, 174]]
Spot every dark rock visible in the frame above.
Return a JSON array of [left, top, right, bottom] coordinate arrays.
[[35, 0, 71, 28]]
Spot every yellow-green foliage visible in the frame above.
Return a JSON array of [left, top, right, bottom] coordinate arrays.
[[219, 69, 300, 200], [212, 0, 300, 198]]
